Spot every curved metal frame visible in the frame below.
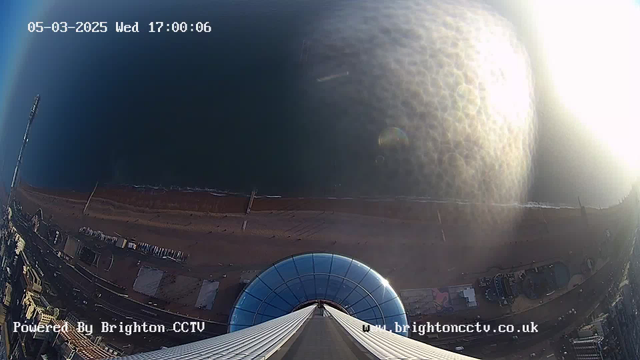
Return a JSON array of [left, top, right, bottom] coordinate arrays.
[[228, 252, 407, 334], [248, 272, 388, 325]]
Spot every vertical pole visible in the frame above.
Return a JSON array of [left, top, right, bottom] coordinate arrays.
[[8, 95, 40, 205], [246, 188, 257, 215], [83, 181, 99, 215]]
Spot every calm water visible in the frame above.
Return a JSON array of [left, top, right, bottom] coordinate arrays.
[[1, 0, 635, 206]]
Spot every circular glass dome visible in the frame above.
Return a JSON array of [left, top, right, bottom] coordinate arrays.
[[229, 253, 409, 336]]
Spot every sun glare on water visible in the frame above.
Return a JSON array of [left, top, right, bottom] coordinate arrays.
[[534, 0, 640, 174]]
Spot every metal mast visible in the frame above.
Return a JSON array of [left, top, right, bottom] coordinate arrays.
[[9, 94, 40, 203]]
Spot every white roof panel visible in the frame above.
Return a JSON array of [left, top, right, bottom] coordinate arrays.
[[325, 305, 478, 360], [117, 305, 315, 360]]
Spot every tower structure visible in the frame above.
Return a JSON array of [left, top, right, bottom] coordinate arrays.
[[9, 95, 40, 203], [119, 304, 476, 360], [120, 253, 475, 360]]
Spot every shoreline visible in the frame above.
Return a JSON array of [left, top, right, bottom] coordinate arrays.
[[19, 183, 608, 227], [22, 182, 589, 208], [106, 183, 586, 209]]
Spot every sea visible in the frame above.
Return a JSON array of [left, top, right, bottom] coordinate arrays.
[[1, 0, 635, 207]]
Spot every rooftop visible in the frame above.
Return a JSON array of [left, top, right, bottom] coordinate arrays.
[[51, 320, 112, 359], [119, 304, 477, 360]]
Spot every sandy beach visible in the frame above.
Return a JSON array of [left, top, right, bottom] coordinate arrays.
[[14, 184, 637, 324]]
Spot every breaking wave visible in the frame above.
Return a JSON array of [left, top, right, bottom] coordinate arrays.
[[116, 184, 583, 209]]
